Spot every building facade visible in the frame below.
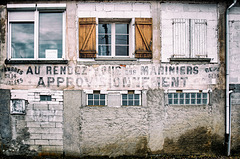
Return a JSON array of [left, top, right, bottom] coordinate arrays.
[[0, 0, 239, 157]]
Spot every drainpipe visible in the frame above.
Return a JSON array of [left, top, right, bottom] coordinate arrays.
[[226, 0, 237, 156]]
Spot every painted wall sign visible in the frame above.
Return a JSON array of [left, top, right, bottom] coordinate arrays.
[[0, 64, 219, 90]]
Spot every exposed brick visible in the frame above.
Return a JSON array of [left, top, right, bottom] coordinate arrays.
[[41, 133, 63, 140], [49, 104, 63, 110], [35, 140, 49, 145], [49, 116, 63, 122], [49, 140, 63, 146], [49, 128, 63, 134], [34, 104, 48, 110], [30, 134, 41, 140], [27, 122, 41, 128]]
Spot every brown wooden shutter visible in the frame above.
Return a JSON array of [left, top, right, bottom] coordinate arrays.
[[135, 18, 152, 58], [79, 18, 96, 58]]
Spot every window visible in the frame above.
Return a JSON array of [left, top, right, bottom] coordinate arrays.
[[40, 95, 52, 101], [121, 90, 141, 106], [8, 4, 66, 60], [168, 92, 208, 105], [79, 18, 152, 59], [10, 99, 26, 114], [98, 23, 129, 57], [87, 91, 106, 106], [172, 19, 207, 58]]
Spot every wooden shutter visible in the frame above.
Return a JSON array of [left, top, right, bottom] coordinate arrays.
[[135, 18, 152, 58], [79, 18, 96, 58]]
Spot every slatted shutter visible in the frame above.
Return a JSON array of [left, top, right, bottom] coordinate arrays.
[[79, 18, 96, 58], [135, 18, 152, 58]]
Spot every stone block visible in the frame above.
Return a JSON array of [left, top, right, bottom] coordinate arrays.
[[49, 104, 63, 110], [42, 133, 63, 140], [49, 139, 63, 146], [35, 139, 49, 145]]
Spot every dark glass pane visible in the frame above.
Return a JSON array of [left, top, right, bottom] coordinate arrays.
[[39, 13, 63, 58], [99, 24, 111, 34], [191, 99, 196, 104], [185, 99, 190, 104], [116, 35, 129, 45], [169, 99, 173, 105], [115, 46, 129, 56], [98, 35, 111, 44], [174, 99, 178, 104], [88, 94, 93, 99], [88, 100, 93, 105], [94, 94, 99, 99], [134, 100, 139, 106], [40, 95, 51, 101], [129, 100, 133, 106], [168, 93, 173, 98], [122, 94, 127, 100], [180, 99, 184, 104], [197, 99, 201, 104], [174, 93, 178, 98], [180, 93, 184, 98], [185, 93, 190, 98], [134, 94, 140, 100], [116, 24, 129, 34], [203, 99, 207, 104], [197, 93, 201, 98], [98, 45, 111, 56], [100, 94, 105, 100], [191, 93, 196, 99], [122, 101, 127, 106], [11, 23, 34, 58], [203, 93, 207, 98], [129, 94, 133, 99], [100, 100, 105, 106], [94, 100, 99, 105]]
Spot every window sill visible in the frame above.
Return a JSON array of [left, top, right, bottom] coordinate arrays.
[[5, 59, 68, 64], [169, 58, 211, 63], [95, 57, 137, 61]]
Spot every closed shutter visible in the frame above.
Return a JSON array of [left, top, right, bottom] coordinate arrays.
[[79, 18, 96, 58], [135, 18, 152, 58]]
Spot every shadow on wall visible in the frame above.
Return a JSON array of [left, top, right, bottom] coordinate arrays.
[[160, 127, 225, 156]]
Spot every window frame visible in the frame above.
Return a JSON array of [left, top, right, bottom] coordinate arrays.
[[7, 4, 66, 61], [121, 90, 142, 106], [96, 18, 134, 59], [166, 90, 210, 106], [86, 90, 107, 106], [10, 99, 26, 115], [172, 18, 207, 59]]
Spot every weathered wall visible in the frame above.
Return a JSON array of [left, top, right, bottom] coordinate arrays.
[[229, 6, 240, 155], [0, 0, 229, 157]]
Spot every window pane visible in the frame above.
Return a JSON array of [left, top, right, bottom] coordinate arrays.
[[180, 93, 184, 98], [122, 101, 127, 106], [180, 99, 184, 104], [115, 46, 129, 56], [88, 100, 93, 105], [174, 99, 178, 104], [129, 100, 133, 106], [203, 93, 207, 98], [11, 23, 34, 58], [191, 99, 196, 104], [174, 93, 178, 98], [185, 99, 190, 104], [134, 100, 139, 106], [168, 99, 172, 105], [122, 94, 127, 100], [203, 99, 207, 104], [116, 24, 128, 34], [98, 45, 111, 56], [191, 93, 196, 99], [134, 94, 140, 100], [39, 13, 63, 58], [94, 94, 99, 100], [185, 93, 190, 98], [168, 93, 173, 98], [197, 99, 201, 104], [98, 35, 111, 44], [99, 24, 111, 34], [100, 94, 105, 100], [116, 35, 129, 45], [94, 100, 99, 105], [88, 94, 93, 99], [197, 93, 201, 98], [128, 94, 133, 99], [100, 100, 105, 106]]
